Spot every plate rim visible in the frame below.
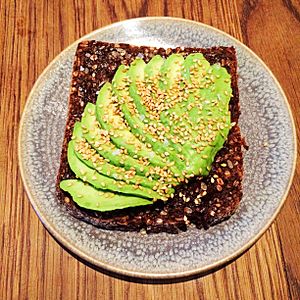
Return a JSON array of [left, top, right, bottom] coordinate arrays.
[[18, 16, 297, 279]]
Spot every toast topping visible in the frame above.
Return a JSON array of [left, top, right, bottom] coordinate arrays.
[[61, 53, 233, 211]]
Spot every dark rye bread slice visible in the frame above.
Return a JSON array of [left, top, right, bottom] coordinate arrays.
[[56, 41, 245, 234]]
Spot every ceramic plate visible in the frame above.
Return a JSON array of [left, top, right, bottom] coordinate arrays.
[[18, 17, 296, 279]]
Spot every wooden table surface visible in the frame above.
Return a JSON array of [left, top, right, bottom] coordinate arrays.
[[1, 0, 299, 299]]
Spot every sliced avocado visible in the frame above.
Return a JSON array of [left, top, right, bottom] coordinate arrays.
[[158, 54, 191, 133], [184, 63, 232, 175], [95, 82, 180, 181], [156, 53, 210, 174], [124, 55, 199, 176], [72, 122, 158, 190], [159, 54, 184, 90], [158, 53, 232, 175], [67, 140, 161, 199], [60, 179, 152, 211], [81, 103, 153, 177], [131, 55, 163, 117], [112, 62, 185, 177], [160, 53, 210, 126], [181, 53, 209, 85], [178, 57, 232, 176], [128, 53, 232, 177], [62, 52, 233, 212], [182, 54, 228, 124], [143, 55, 188, 155]]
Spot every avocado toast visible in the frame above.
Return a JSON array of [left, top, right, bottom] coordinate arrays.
[[57, 41, 245, 233]]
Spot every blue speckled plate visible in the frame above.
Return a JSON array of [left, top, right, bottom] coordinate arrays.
[[18, 17, 296, 279]]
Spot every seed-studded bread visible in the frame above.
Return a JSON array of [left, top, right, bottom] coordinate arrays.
[[56, 41, 245, 234]]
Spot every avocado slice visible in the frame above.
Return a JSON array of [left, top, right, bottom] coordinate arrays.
[[72, 122, 159, 190], [95, 82, 180, 182], [81, 103, 153, 177], [157, 53, 232, 175], [138, 53, 232, 176], [112, 62, 185, 176], [143, 55, 189, 155], [67, 140, 162, 199], [106, 55, 231, 178], [185, 63, 232, 175], [159, 53, 210, 128], [60, 179, 152, 211], [81, 103, 178, 190], [130, 55, 164, 117], [118, 55, 209, 178]]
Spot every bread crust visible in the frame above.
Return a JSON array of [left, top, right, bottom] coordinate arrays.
[[56, 41, 244, 233]]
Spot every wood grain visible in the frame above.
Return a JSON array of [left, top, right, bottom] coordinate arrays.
[[0, 0, 299, 299]]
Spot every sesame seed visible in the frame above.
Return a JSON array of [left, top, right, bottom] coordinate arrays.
[[140, 229, 147, 235], [227, 160, 234, 169], [201, 182, 207, 190], [64, 197, 70, 203], [156, 218, 163, 225]]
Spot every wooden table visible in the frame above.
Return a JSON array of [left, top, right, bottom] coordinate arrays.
[[1, 1, 299, 299]]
